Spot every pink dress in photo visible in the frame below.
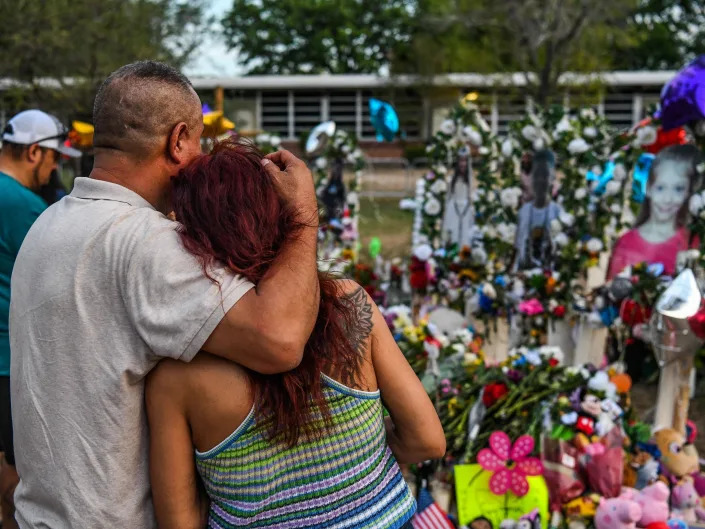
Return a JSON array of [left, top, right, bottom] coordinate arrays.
[[607, 227, 698, 280]]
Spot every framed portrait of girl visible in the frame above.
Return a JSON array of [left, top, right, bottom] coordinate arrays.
[[607, 144, 703, 280]]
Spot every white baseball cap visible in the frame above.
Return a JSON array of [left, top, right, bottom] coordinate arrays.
[[2, 109, 81, 158]]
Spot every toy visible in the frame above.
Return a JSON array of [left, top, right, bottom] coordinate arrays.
[[634, 482, 670, 529], [652, 428, 705, 495], [670, 477, 705, 524], [624, 450, 660, 490], [595, 496, 642, 529]]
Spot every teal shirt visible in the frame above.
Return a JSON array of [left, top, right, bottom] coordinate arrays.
[[0, 172, 47, 376]]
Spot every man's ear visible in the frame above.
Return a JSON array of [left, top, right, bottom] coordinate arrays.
[[166, 122, 189, 164], [26, 144, 43, 164]]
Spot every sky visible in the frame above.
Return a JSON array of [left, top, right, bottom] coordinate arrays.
[[183, 0, 243, 78]]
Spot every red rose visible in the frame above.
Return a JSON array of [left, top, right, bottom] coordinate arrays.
[[482, 382, 509, 407], [621, 299, 648, 327], [552, 305, 566, 318], [549, 358, 559, 367]]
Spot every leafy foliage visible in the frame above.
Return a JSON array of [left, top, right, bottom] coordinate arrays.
[[222, 0, 414, 74]]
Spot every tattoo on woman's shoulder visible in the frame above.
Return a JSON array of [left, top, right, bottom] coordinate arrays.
[[344, 287, 374, 354]]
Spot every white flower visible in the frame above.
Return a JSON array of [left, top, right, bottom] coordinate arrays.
[[497, 222, 516, 243], [533, 138, 545, 151], [574, 188, 588, 200], [315, 157, 327, 169], [482, 282, 497, 299], [398, 198, 417, 211], [440, 119, 456, 136], [559, 211, 575, 227], [424, 197, 442, 216], [461, 126, 483, 146], [605, 180, 621, 196], [453, 328, 474, 346], [586, 238, 604, 253], [610, 204, 622, 215], [479, 146, 490, 155], [636, 125, 657, 147], [550, 218, 563, 235], [346, 191, 359, 207], [255, 133, 271, 144], [583, 126, 598, 139], [521, 125, 539, 141], [613, 163, 627, 181], [554, 116, 572, 135], [500, 187, 522, 209], [471, 247, 488, 265], [413, 243, 433, 261], [341, 144, 351, 154], [690, 193, 705, 216], [430, 179, 447, 194], [580, 108, 596, 120], [512, 279, 525, 298], [554, 233, 569, 247], [567, 137, 590, 154], [501, 139, 514, 158]]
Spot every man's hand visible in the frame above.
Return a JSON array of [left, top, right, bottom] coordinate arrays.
[[261, 150, 318, 223]]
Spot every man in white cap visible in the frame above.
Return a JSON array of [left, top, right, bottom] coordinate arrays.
[[0, 109, 80, 528]]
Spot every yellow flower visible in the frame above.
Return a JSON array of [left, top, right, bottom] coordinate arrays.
[[341, 248, 355, 261], [458, 268, 478, 281], [447, 397, 458, 415], [587, 257, 598, 267], [530, 329, 539, 337]]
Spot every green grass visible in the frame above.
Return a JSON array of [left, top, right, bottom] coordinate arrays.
[[358, 197, 414, 262]]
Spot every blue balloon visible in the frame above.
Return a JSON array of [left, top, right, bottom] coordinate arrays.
[[599, 306, 618, 327], [586, 160, 615, 196], [633, 153, 654, 203], [369, 98, 399, 142]]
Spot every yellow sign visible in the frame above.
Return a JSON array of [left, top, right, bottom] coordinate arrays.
[[454, 464, 549, 529]]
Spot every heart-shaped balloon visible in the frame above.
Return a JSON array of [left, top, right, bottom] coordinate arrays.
[[688, 300, 705, 340]]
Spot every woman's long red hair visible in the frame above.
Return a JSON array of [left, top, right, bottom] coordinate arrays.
[[171, 139, 362, 446]]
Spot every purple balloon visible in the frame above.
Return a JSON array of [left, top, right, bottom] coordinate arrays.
[[660, 55, 705, 130]]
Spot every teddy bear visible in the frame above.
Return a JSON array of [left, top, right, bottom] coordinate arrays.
[[670, 477, 705, 524], [594, 496, 642, 529]]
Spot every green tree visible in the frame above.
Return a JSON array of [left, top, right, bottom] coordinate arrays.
[[612, 0, 705, 70], [393, 0, 636, 104], [0, 0, 209, 118], [221, 0, 415, 74]]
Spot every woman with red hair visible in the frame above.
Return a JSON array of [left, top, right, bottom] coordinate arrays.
[[145, 140, 445, 529]]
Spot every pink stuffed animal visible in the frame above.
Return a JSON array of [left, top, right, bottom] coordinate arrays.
[[634, 482, 670, 529], [671, 478, 705, 524], [595, 496, 642, 529]]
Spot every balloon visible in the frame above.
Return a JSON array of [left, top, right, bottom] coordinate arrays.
[[368, 98, 399, 142], [644, 126, 687, 154], [659, 55, 705, 130], [305, 121, 336, 157], [368, 237, 382, 259], [632, 153, 654, 203], [649, 268, 705, 366]]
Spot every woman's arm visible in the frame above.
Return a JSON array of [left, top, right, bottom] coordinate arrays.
[[348, 286, 445, 463], [146, 361, 207, 529]]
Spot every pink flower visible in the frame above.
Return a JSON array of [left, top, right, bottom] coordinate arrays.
[[477, 431, 543, 497], [518, 298, 544, 316]]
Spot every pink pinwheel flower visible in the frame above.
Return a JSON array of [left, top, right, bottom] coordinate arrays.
[[518, 298, 544, 316], [477, 431, 543, 497]]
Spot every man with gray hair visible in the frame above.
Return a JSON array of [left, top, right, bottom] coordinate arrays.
[[9, 61, 319, 528]]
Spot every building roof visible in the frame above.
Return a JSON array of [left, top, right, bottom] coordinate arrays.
[[189, 71, 677, 90]]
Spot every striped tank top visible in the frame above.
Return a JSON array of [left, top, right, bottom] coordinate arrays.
[[195, 374, 416, 528]]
